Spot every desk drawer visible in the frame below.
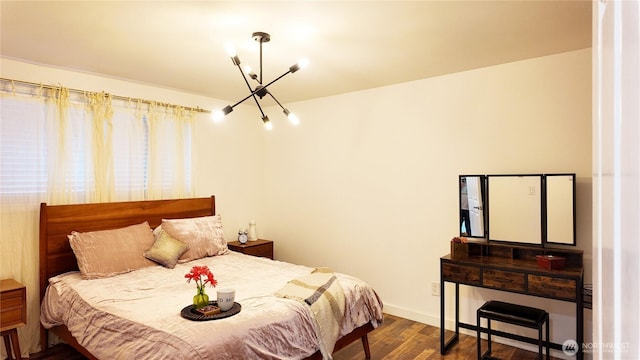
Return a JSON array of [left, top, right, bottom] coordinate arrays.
[[483, 269, 525, 292], [442, 263, 481, 285], [528, 275, 576, 301]]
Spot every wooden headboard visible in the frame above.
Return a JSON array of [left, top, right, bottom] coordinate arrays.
[[38, 196, 215, 302]]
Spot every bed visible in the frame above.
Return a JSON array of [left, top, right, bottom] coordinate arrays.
[[39, 196, 383, 359]]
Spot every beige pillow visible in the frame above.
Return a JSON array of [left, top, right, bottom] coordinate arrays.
[[161, 214, 228, 262], [144, 229, 190, 268], [68, 221, 156, 280]]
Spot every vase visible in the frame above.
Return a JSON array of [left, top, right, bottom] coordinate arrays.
[[193, 286, 209, 309], [248, 220, 257, 241]]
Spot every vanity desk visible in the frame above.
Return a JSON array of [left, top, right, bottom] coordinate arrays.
[[440, 242, 584, 359]]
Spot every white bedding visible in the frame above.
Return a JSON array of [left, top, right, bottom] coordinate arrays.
[[41, 251, 384, 360]]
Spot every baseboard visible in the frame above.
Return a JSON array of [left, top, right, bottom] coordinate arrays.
[[382, 303, 440, 328]]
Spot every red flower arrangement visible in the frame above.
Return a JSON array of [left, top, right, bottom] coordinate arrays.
[[185, 265, 218, 290]]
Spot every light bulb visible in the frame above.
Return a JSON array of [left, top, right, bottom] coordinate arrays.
[[224, 43, 236, 57], [298, 58, 310, 69], [244, 66, 257, 80], [212, 110, 225, 123], [213, 105, 233, 123], [284, 109, 300, 125], [289, 57, 310, 73], [262, 115, 272, 130]]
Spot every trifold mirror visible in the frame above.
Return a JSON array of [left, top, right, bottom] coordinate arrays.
[[459, 175, 486, 238], [487, 174, 543, 245], [545, 174, 576, 245], [459, 173, 576, 246]]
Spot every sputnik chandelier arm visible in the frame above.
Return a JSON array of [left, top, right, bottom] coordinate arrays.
[[212, 31, 308, 130], [232, 47, 269, 123]]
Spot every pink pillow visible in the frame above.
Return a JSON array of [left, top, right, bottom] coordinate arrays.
[[68, 221, 156, 279], [161, 215, 228, 262]]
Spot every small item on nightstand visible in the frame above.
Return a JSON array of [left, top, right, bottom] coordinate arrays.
[[248, 220, 257, 241], [238, 229, 248, 244], [536, 255, 565, 270]]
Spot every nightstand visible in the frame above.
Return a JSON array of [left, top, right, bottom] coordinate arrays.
[[228, 239, 274, 260], [1, 279, 26, 360]]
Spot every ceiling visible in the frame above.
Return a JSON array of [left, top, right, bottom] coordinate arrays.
[[1, 1, 591, 106]]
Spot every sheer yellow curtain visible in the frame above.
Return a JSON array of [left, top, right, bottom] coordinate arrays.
[[45, 87, 94, 205], [45, 86, 70, 200], [110, 99, 147, 202], [86, 92, 115, 203], [146, 102, 195, 199]]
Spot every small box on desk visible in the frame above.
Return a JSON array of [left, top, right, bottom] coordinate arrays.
[[451, 242, 469, 259], [536, 255, 565, 270]]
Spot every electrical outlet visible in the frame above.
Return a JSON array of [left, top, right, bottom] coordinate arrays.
[[431, 282, 440, 296]]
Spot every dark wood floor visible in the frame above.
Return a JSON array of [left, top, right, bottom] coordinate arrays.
[[333, 314, 559, 360], [29, 314, 557, 359]]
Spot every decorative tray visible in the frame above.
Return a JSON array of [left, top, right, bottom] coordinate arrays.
[[180, 301, 241, 321]]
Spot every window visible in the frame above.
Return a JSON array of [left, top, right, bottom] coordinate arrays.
[[0, 92, 194, 200], [0, 97, 48, 194]]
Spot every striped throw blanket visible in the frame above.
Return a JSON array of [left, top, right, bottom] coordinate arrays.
[[275, 268, 346, 360]]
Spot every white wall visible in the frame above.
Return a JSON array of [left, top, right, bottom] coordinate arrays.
[[261, 48, 592, 356]]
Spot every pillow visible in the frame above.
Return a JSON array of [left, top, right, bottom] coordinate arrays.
[[144, 229, 190, 268], [68, 221, 156, 280], [161, 214, 228, 262]]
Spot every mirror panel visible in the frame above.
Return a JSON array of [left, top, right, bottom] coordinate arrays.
[[545, 174, 576, 245], [459, 175, 486, 237], [487, 174, 543, 245]]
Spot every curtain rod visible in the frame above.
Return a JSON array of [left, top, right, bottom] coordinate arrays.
[[0, 77, 211, 114]]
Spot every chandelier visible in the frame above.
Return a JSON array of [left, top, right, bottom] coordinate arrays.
[[213, 32, 309, 130]]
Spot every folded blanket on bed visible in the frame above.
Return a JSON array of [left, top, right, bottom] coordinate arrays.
[[275, 267, 346, 360]]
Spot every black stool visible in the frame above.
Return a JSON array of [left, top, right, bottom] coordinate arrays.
[[477, 300, 550, 360]]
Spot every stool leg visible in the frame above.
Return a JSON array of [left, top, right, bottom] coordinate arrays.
[[546, 315, 550, 360], [477, 311, 482, 360], [476, 309, 482, 360], [487, 319, 492, 356], [538, 322, 543, 360]]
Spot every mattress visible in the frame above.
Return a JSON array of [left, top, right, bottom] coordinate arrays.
[[41, 251, 383, 360]]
